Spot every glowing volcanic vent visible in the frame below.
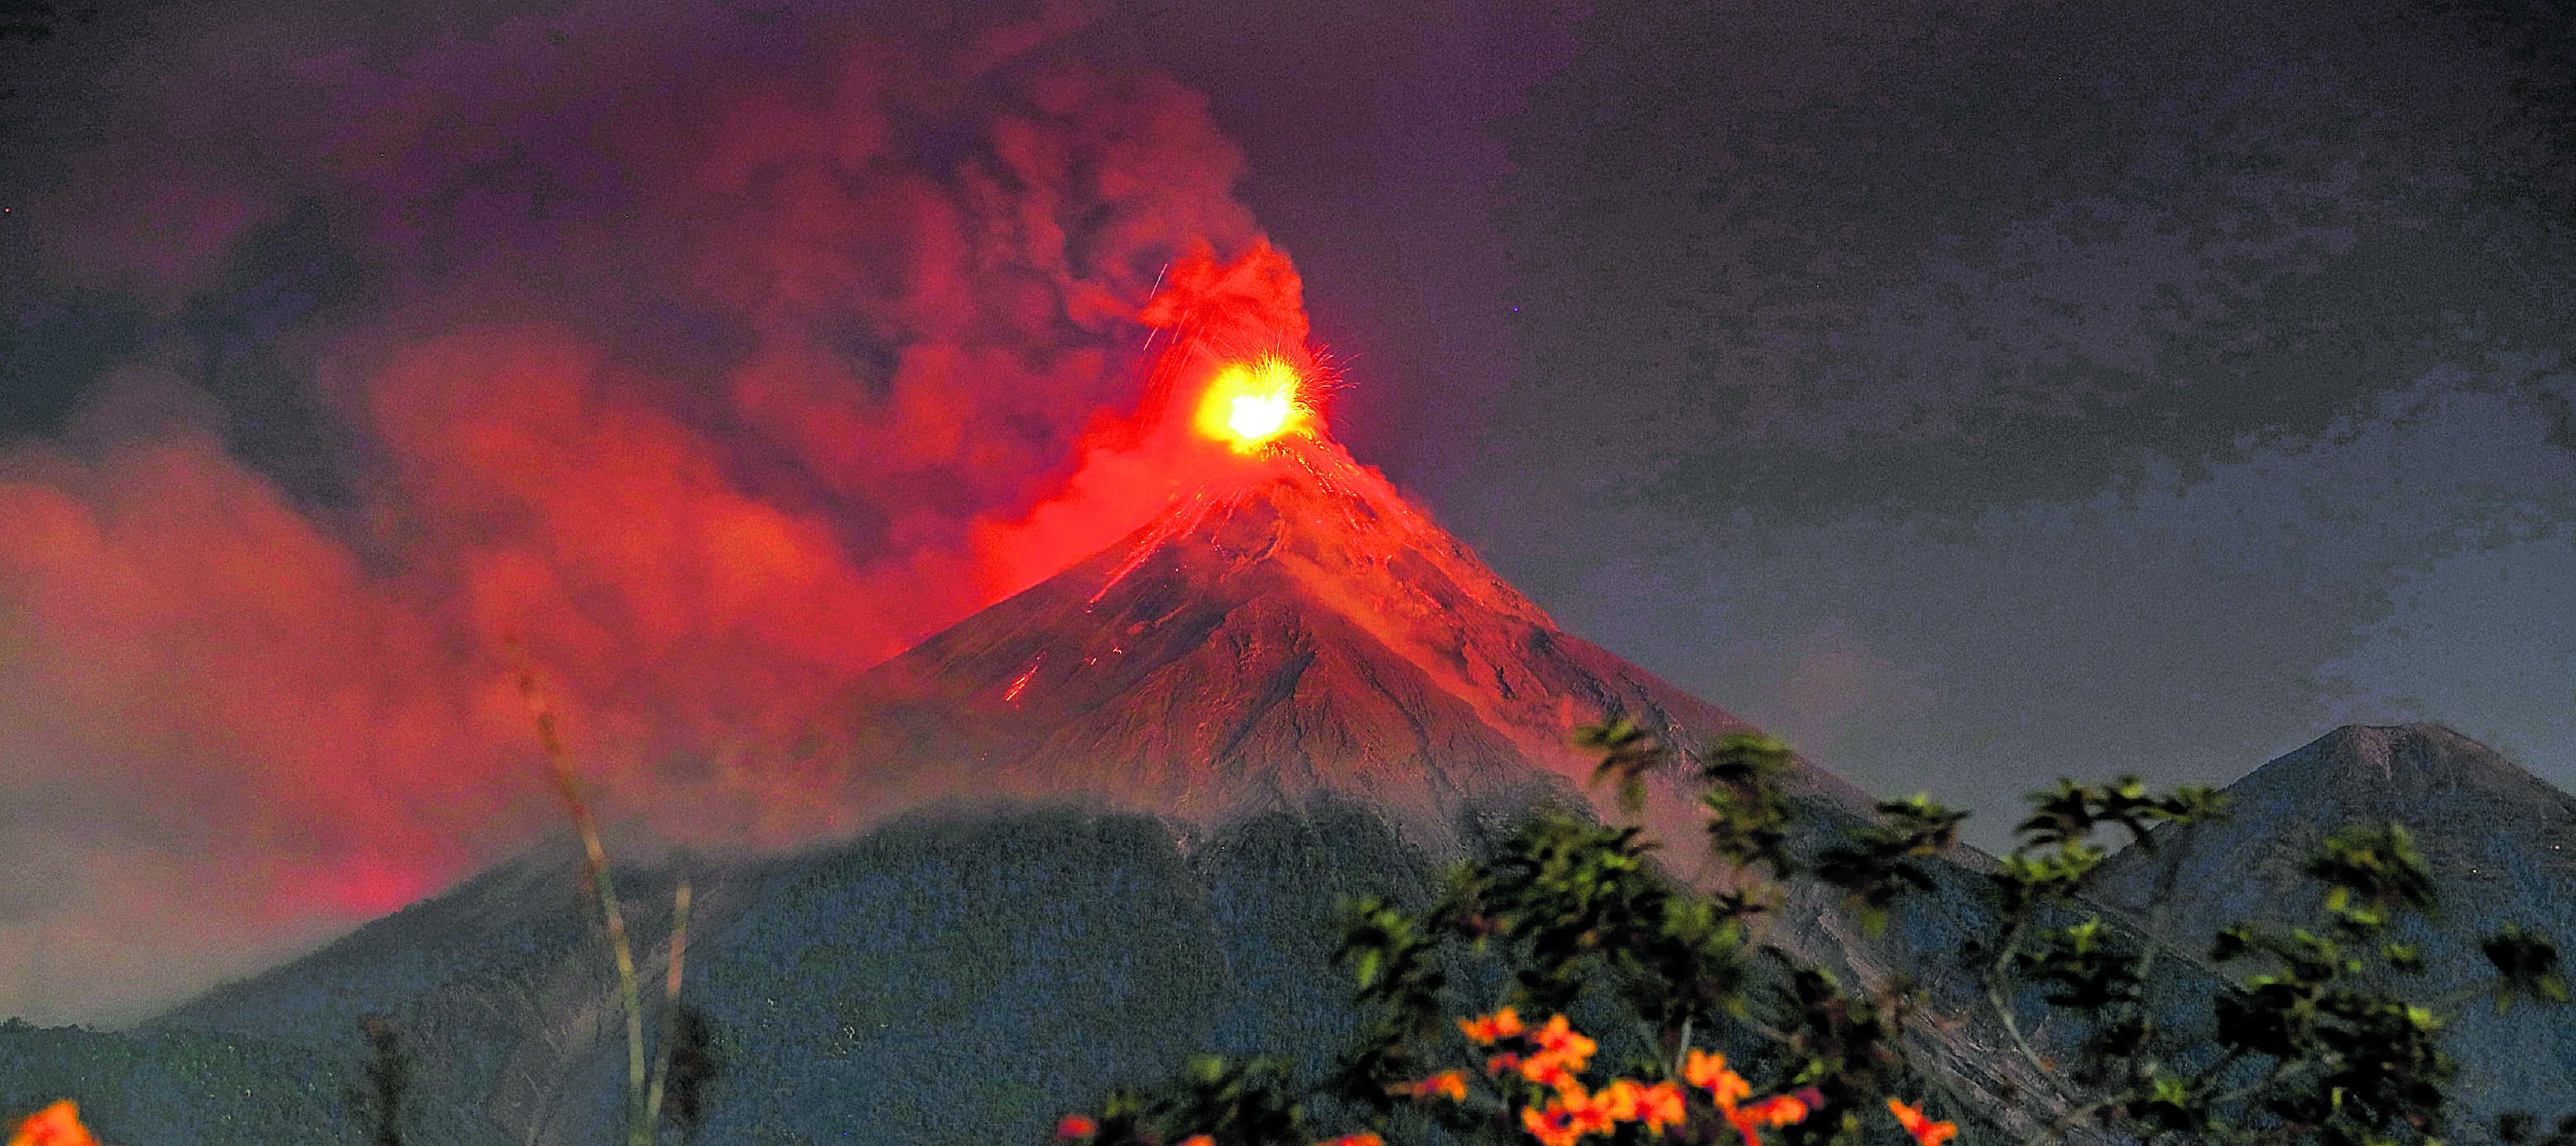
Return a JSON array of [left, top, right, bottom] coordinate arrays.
[[1194, 356, 1310, 451]]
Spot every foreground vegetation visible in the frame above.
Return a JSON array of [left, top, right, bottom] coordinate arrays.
[[8, 718, 2571, 1146], [1048, 724, 2574, 1146]]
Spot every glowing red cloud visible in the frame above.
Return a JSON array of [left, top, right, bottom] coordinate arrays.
[[368, 326, 933, 701], [0, 0, 1297, 1025], [0, 433, 500, 926]]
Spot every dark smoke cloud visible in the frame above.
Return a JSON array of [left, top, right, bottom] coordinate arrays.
[[0, 0, 1286, 1023]]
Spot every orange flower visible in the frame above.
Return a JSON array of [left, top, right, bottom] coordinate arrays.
[[1534, 1098, 1605, 1141], [1593, 1079, 1644, 1122], [1519, 1052, 1579, 1091], [1565, 1095, 1619, 1138], [1054, 1114, 1097, 1140], [1635, 1081, 1689, 1135], [1722, 1107, 1766, 1146], [1516, 1082, 1634, 1145], [1530, 1015, 1598, 1068], [1888, 1098, 1958, 1146], [1717, 1091, 1811, 1146], [1387, 1070, 1469, 1102], [1742, 1095, 1810, 1127], [1178, 1138, 1214, 1146], [1684, 1049, 1752, 1109], [7, 1104, 102, 1146], [1507, 1014, 1597, 1088], [1314, 1135, 1386, 1146], [1522, 1105, 1584, 1146], [1460, 1008, 1526, 1044]]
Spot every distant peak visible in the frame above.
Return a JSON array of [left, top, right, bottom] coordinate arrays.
[[2263, 722, 2548, 800], [2314, 721, 2485, 758]]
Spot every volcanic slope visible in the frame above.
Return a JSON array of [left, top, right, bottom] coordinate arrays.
[[814, 429, 2166, 1143], [129, 431, 2156, 1146], [2091, 724, 2576, 1142], [827, 431, 1881, 869]]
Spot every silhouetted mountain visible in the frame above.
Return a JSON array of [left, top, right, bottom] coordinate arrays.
[[128, 804, 1447, 1146], [2092, 723, 2576, 1143]]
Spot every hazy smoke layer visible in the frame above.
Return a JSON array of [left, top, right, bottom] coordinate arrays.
[[0, 0, 1297, 1023]]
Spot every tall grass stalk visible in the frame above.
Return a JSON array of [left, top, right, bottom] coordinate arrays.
[[643, 882, 690, 1135], [513, 661, 692, 1146]]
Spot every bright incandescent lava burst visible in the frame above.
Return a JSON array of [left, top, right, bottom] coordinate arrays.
[[1193, 356, 1310, 451]]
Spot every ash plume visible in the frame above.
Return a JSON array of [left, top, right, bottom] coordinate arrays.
[[0, 0, 1294, 1025]]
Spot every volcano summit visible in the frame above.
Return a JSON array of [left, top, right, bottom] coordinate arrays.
[[826, 426, 1880, 866]]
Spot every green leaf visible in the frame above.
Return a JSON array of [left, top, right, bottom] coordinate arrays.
[[1578, 717, 1669, 815], [2482, 925, 2570, 1015], [2307, 823, 2439, 939]]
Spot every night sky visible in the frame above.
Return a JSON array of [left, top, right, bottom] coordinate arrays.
[[1, 0, 2569, 1028]]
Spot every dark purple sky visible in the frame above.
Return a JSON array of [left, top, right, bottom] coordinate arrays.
[[0, 0, 2569, 1027]]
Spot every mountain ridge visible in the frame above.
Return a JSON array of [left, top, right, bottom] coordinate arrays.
[[2092, 722, 2576, 1142]]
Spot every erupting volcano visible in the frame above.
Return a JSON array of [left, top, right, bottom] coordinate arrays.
[[825, 247, 1878, 866], [121, 247, 2042, 1146]]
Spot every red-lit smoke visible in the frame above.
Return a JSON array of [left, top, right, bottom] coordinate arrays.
[[970, 239, 1326, 600], [0, 0, 1318, 1024]]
